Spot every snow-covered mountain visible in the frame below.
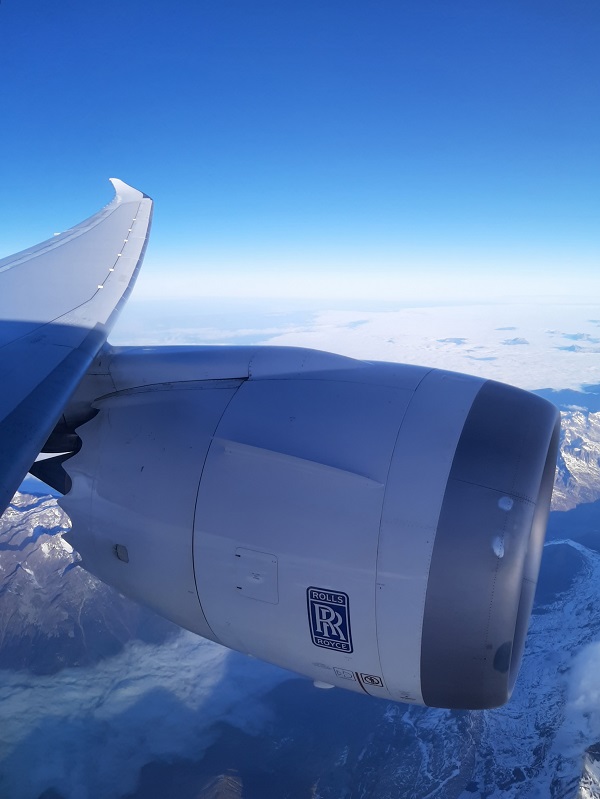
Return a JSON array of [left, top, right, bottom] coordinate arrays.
[[0, 493, 176, 675], [553, 409, 600, 512], [2, 407, 600, 798]]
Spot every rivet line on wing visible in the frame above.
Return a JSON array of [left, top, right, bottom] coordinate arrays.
[[3, 197, 151, 353], [95, 202, 143, 296]]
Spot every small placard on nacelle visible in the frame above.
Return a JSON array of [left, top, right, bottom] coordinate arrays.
[[235, 547, 279, 604]]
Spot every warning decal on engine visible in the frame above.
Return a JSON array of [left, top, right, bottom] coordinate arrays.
[[358, 672, 384, 688], [307, 587, 353, 653], [334, 667, 356, 681]]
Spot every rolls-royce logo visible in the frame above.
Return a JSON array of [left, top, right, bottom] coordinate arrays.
[[307, 587, 353, 653]]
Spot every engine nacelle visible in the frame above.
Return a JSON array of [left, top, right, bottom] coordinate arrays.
[[60, 346, 559, 709]]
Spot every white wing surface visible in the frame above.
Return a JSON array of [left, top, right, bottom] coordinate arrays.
[[0, 179, 152, 515]]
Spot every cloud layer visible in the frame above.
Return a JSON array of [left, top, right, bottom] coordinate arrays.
[[0, 633, 291, 799]]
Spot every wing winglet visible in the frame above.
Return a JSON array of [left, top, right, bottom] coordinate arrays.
[[108, 178, 146, 203]]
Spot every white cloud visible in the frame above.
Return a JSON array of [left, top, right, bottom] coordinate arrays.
[[258, 303, 600, 390], [0, 633, 291, 799], [113, 300, 600, 391], [559, 641, 600, 763]]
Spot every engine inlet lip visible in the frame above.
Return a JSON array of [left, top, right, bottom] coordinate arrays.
[[420, 382, 561, 710], [506, 416, 561, 696]]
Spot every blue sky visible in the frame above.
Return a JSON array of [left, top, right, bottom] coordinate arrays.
[[1, 0, 599, 302]]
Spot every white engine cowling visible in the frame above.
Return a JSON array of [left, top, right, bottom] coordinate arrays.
[[60, 345, 560, 709]]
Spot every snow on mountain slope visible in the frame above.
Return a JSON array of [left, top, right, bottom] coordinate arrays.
[[553, 410, 600, 512], [0, 492, 176, 674], [578, 744, 600, 799]]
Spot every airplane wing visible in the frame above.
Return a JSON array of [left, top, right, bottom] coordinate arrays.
[[0, 179, 152, 516]]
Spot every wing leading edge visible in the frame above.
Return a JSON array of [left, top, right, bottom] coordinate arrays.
[[0, 179, 152, 516]]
